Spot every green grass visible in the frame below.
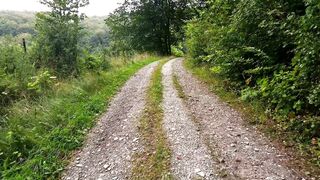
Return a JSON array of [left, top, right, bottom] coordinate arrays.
[[0, 56, 160, 179], [184, 59, 320, 178], [172, 75, 186, 100], [131, 59, 172, 180]]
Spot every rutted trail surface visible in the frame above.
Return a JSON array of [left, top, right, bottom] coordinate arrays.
[[63, 61, 159, 180], [162, 60, 217, 179], [62, 58, 305, 180], [173, 58, 303, 179]]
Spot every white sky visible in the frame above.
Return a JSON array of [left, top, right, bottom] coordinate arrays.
[[0, 0, 125, 16]]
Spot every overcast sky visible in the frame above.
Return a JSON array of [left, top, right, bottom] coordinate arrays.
[[0, 0, 125, 16]]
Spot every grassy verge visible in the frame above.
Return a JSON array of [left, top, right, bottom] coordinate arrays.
[[131, 60, 172, 179], [0, 56, 160, 179], [184, 59, 320, 177]]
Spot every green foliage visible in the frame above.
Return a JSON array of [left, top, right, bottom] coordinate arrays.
[[186, 0, 320, 164], [106, 0, 202, 55], [80, 50, 110, 71], [0, 36, 36, 111], [27, 70, 56, 94], [33, 0, 89, 76], [171, 42, 184, 57]]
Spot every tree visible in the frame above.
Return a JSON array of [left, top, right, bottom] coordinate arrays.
[[106, 0, 203, 55], [33, 0, 89, 76]]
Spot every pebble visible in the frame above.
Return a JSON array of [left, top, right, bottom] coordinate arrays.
[[230, 143, 236, 147], [103, 164, 110, 169], [197, 171, 205, 177], [76, 164, 83, 168]]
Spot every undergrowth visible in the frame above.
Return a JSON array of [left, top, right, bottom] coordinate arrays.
[[0, 55, 159, 179], [131, 59, 172, 179]]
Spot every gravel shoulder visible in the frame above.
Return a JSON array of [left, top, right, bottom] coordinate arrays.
[[162, 59, 218, 179], [62, 61, 159, 180], [173, 58, 303, 180]]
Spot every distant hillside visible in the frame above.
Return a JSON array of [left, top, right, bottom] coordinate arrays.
[[0, 11, 36, 36], [81, 16, 110, 50], [0, 11, 109, 50]]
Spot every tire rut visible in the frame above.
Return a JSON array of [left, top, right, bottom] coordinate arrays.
[[162, 59, 218, 179], [173, 58, 304, 180], [62, 61, 159, 180]]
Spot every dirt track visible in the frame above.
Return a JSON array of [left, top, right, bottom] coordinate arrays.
[[63, 58, 304, 180]]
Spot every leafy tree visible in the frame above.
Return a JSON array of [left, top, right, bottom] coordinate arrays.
[[106, 0, 203, 55], [33, 0, 89, 76]]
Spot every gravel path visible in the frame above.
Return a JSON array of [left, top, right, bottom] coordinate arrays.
[[161, 59, 218, 179], [62, 61, 159, 180], [173, 58, 304, 180]]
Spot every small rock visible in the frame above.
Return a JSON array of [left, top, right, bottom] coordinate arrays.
[[219, 158, 225, 163], [114, 137, 119, 141], [254, 148, 260, 152], [76, 164, 83, 167], [133, 138, 139, 142], [197, 171, 205, 177], [235, 159, 241, 162], [103, 164, 110, 169], [230, 143, 236, 147]]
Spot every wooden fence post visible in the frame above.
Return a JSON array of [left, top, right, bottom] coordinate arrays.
[[22, 38, 27, 53]]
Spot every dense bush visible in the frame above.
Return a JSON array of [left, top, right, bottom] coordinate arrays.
[[186, 0, 320, 161]]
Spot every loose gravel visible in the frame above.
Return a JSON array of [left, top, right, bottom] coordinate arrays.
[[162, 59, 218, 179], [173, 58, 304, 180], [62, 57, 307, 180], [62, 61, 159, 180]]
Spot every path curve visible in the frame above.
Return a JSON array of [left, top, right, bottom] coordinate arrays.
[[63, 61, 159, 180], [173, 58, 303, 180], [162, 59, 218, 179]]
